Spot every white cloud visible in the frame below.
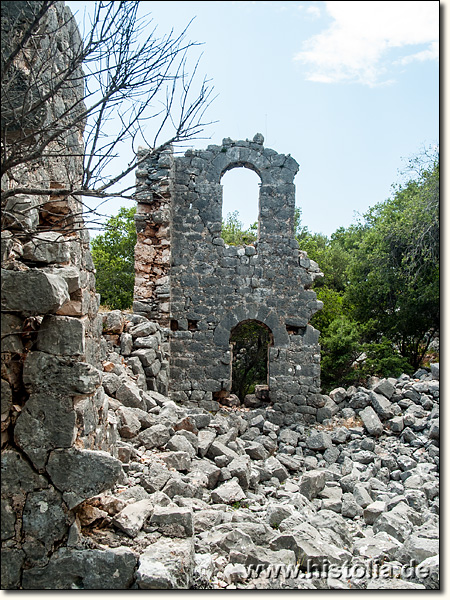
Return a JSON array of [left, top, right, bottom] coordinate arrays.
[[306, 5, 321, 18], [294, 1, 439, 86]]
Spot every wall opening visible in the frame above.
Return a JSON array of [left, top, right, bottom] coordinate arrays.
[[221, 166, 260, 245], [229, 320, 273, 402]]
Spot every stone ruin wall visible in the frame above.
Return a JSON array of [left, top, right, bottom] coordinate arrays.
[[133, 135, 325, 425], [1, 2, 123, 587]]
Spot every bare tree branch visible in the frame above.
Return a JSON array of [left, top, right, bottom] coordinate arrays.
[[1, 0, 216, 234]]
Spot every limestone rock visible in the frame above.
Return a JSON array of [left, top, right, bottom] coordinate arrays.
[[136, 537, 195, 589], [112, 499, 154, 538], [359, 406, 384, 436], [210, 479, 246, 505], [22, 547, 137, 589], [46, 448, 123, 509], [150, 505, 194, 537], [2, 269, 69, 315]]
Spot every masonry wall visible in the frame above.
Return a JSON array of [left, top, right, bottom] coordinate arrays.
[[133, 134, 324, 425], [1, 2, 122, 588]]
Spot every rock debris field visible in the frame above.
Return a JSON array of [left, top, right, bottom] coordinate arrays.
[[25, 312, 439, 590]]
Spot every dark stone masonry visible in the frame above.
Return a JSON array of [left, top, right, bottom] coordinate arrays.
[[133, 136, 324, 422]]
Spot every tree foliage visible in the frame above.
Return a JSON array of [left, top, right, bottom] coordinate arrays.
[[221, 211, 257, 246], [91, 206, 136, 309]]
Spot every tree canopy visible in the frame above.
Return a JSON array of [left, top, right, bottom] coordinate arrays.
[[91, 206, 136, 310]]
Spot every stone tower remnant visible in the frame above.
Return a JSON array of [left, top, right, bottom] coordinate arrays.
[[133, 134, 324, 424]]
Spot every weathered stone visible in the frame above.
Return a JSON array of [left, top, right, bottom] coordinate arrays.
[[112, 499, 154, 538], [1, 548, 25, 589], [1, 313, 24, 353], [130, 320, 158, 338], [270, 524, 352, 567], [372, 505, 414, 543], [140, 462, 172, 493], [150, 505, 194, 537], [115, 380, 146, 409], [299, 470, 326, 500], [22, 547, 137, 589], [161, 451, 191, 472], [341, 493, 363, 518], [243, 441, 269, 461], [22, 487, 70, 553], [352, 483, 373, 508], [277, 453, 303, 471], [103, 310, 125, 334], [23, 352, 101, 395], [136, 538, 195, 589], [354, 535, 400, 561], [14, 393, 76, 470], [266, 503, 295, 527], [207, 440, 240, 464], [102, 372, 122, 396], [370, 391, 395, 420], [190, 459, 221, 489], [305, 430, 332, 451], [137, 424, 171, 449], [46, 448, 123, 509], [264, 456, 289, 482], [397, 534, 439, 565], [166, 434, 196, 457], [22, 232, 71, 264], [373, 378, 396, 399], [412, 555, 439, 589], [37, 315, 85, 356], [116, 406, 142, 438], [363, 501, 386, 525], [2, 269, 69, 315], [329, 387, 347, 404], [120, 332, 133, 356], [210, 479, 246, 505], [359, 406, 384, 436], [1, 449, 48, 492]]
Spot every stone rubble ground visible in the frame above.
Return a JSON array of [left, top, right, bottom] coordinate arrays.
[[36, 312, 439, 590]]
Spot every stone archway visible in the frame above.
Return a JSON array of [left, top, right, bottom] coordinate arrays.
[[229, 320, 273, 402]]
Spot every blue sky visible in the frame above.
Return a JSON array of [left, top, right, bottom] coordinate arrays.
[[67, 1, 440, 237]]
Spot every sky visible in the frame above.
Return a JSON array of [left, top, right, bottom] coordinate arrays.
[[66, 1, 440, 237]]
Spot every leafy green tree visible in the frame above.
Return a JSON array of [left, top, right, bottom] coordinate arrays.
[[91, 206, 137, 310], [345, 150, 439, 369], [319, 316, 364, 391], [221, 211, 257, 246]]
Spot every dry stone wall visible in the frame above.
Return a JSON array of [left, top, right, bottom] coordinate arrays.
[[1, 2, 122, 587], [134, 135, 324, 424]]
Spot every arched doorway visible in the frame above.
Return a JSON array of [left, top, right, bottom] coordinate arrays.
[[229, 320, 273, 402]]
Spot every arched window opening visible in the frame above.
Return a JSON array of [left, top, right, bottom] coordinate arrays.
[[229, 320, 273, 405], [221, 167, 260, 245]]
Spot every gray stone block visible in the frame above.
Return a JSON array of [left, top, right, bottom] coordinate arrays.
[[37, 315, 85, 356], [2, 269, 69, 315], [46, 448, 123, 509]]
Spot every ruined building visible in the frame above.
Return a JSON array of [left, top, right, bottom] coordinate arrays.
[[133, 136, 324, 423]]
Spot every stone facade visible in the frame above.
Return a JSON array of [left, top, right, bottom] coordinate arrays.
[[133, 135, 324, 423]]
